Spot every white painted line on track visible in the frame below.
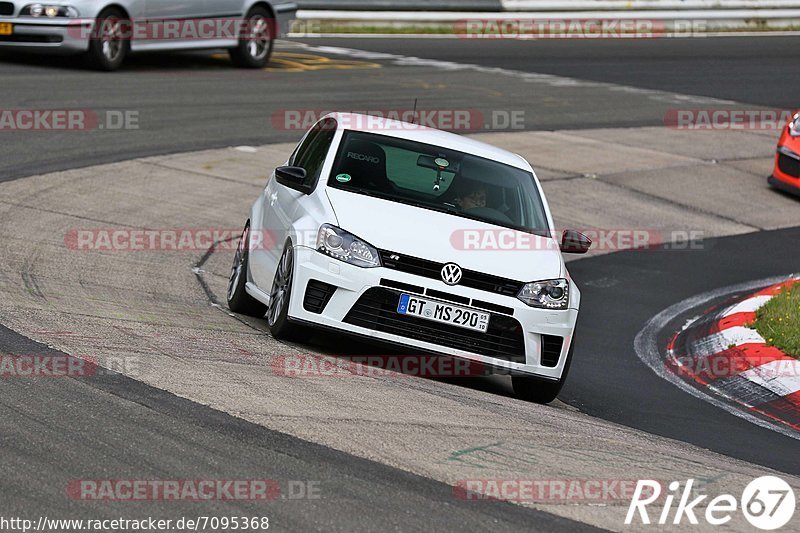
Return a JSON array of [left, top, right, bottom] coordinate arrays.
[[294, 42, 738, 106]]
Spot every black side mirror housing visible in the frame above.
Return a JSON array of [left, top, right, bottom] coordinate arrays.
[[561, 229, 592, 254], [275, 166, 311, 194]]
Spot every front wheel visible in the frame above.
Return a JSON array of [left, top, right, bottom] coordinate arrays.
[[85, 7, 130, 71], [512, 340, 575, 404], [229, 7, 274, 68], [227, 224, 268, 317], [267, 244, 304, 340]]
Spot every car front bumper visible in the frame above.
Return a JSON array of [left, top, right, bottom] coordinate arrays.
[[285, 245, 578, 381], [0, 18, 92, 53], [770, 145, 800, 197]]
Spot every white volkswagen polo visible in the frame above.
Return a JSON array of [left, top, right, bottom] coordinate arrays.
[[228, 113, 591, 403]]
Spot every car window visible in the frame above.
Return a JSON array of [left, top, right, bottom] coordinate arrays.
[[294, 119, 337, 184], [327, 131, 550, 234], [289, 130, 315, 167]]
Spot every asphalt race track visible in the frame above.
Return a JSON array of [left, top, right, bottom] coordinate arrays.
[[0, 36, 797, 181], [1, 35, 799, 530], [565, 227, 800, 473], [301, 36, 800, 110]]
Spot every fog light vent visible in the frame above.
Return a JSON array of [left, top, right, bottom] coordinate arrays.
[[303, 280, 336, 314]]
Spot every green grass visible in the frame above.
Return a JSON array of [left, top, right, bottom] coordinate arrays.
[[752, 283, 800, 359]]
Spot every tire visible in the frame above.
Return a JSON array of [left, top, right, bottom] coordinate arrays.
[[85, 7, 130, 71], [227, 224, 268, 317], [512, 338, 575, 404], [228, 7, 274, 68], [266, 243, 304, 340]]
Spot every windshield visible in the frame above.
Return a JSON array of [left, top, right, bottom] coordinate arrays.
[[326, 131, 550, 235]]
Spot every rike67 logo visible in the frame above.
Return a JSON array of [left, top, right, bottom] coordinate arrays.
[[626, 477, 796, 530]]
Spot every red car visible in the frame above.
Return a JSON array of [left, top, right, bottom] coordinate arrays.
[[769, 113, 800, 197]]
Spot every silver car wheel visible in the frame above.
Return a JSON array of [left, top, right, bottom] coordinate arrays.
[[246, 15, 270, 61], [228, 227, 248, 302], [101, 18, 124, 62], [268, 247, 292, 327]]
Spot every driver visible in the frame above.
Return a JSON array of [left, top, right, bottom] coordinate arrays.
[[453, 180, 488, 210]]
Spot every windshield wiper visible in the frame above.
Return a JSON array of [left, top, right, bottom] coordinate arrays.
[[405, 200, 451, 215]]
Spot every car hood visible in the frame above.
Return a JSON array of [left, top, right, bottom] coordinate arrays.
[[325, 187, 564, 283]]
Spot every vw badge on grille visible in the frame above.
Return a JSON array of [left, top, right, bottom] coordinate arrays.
[[441, 263, 463, 286]]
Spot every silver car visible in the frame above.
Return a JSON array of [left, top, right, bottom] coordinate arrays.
[[0, 0, 297, 70]]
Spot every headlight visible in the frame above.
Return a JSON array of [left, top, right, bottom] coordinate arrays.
[[790, 113, 800, 138], [20, 4, 79, 17], [517, 278, 569, 309], [317, 224, 381, 268]]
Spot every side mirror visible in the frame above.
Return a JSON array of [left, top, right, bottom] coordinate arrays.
[[275, 166, 311, 194], [561, 229, 592, 254]]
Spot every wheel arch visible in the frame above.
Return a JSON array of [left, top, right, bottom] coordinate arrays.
[[244, 1, 278, 37], [245, 1, 276, 19], [99, 4, 132, 19]]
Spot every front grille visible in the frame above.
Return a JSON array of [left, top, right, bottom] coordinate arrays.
[[382, 280, 515, 316], [425, 288, 470, 306], [343, 287, 526, 362], [471, 299, 514, 316], [303, 280, 336, 314], [379, 250, 524, 297], [0, 2, 13, 16], [380, 278, 424, 295], [778, 152, 800, 178], [541, 335, 563, 367]]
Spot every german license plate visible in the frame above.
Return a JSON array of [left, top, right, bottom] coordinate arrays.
[[0, 23, 12, 36], [397, 293, 489, 333]]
